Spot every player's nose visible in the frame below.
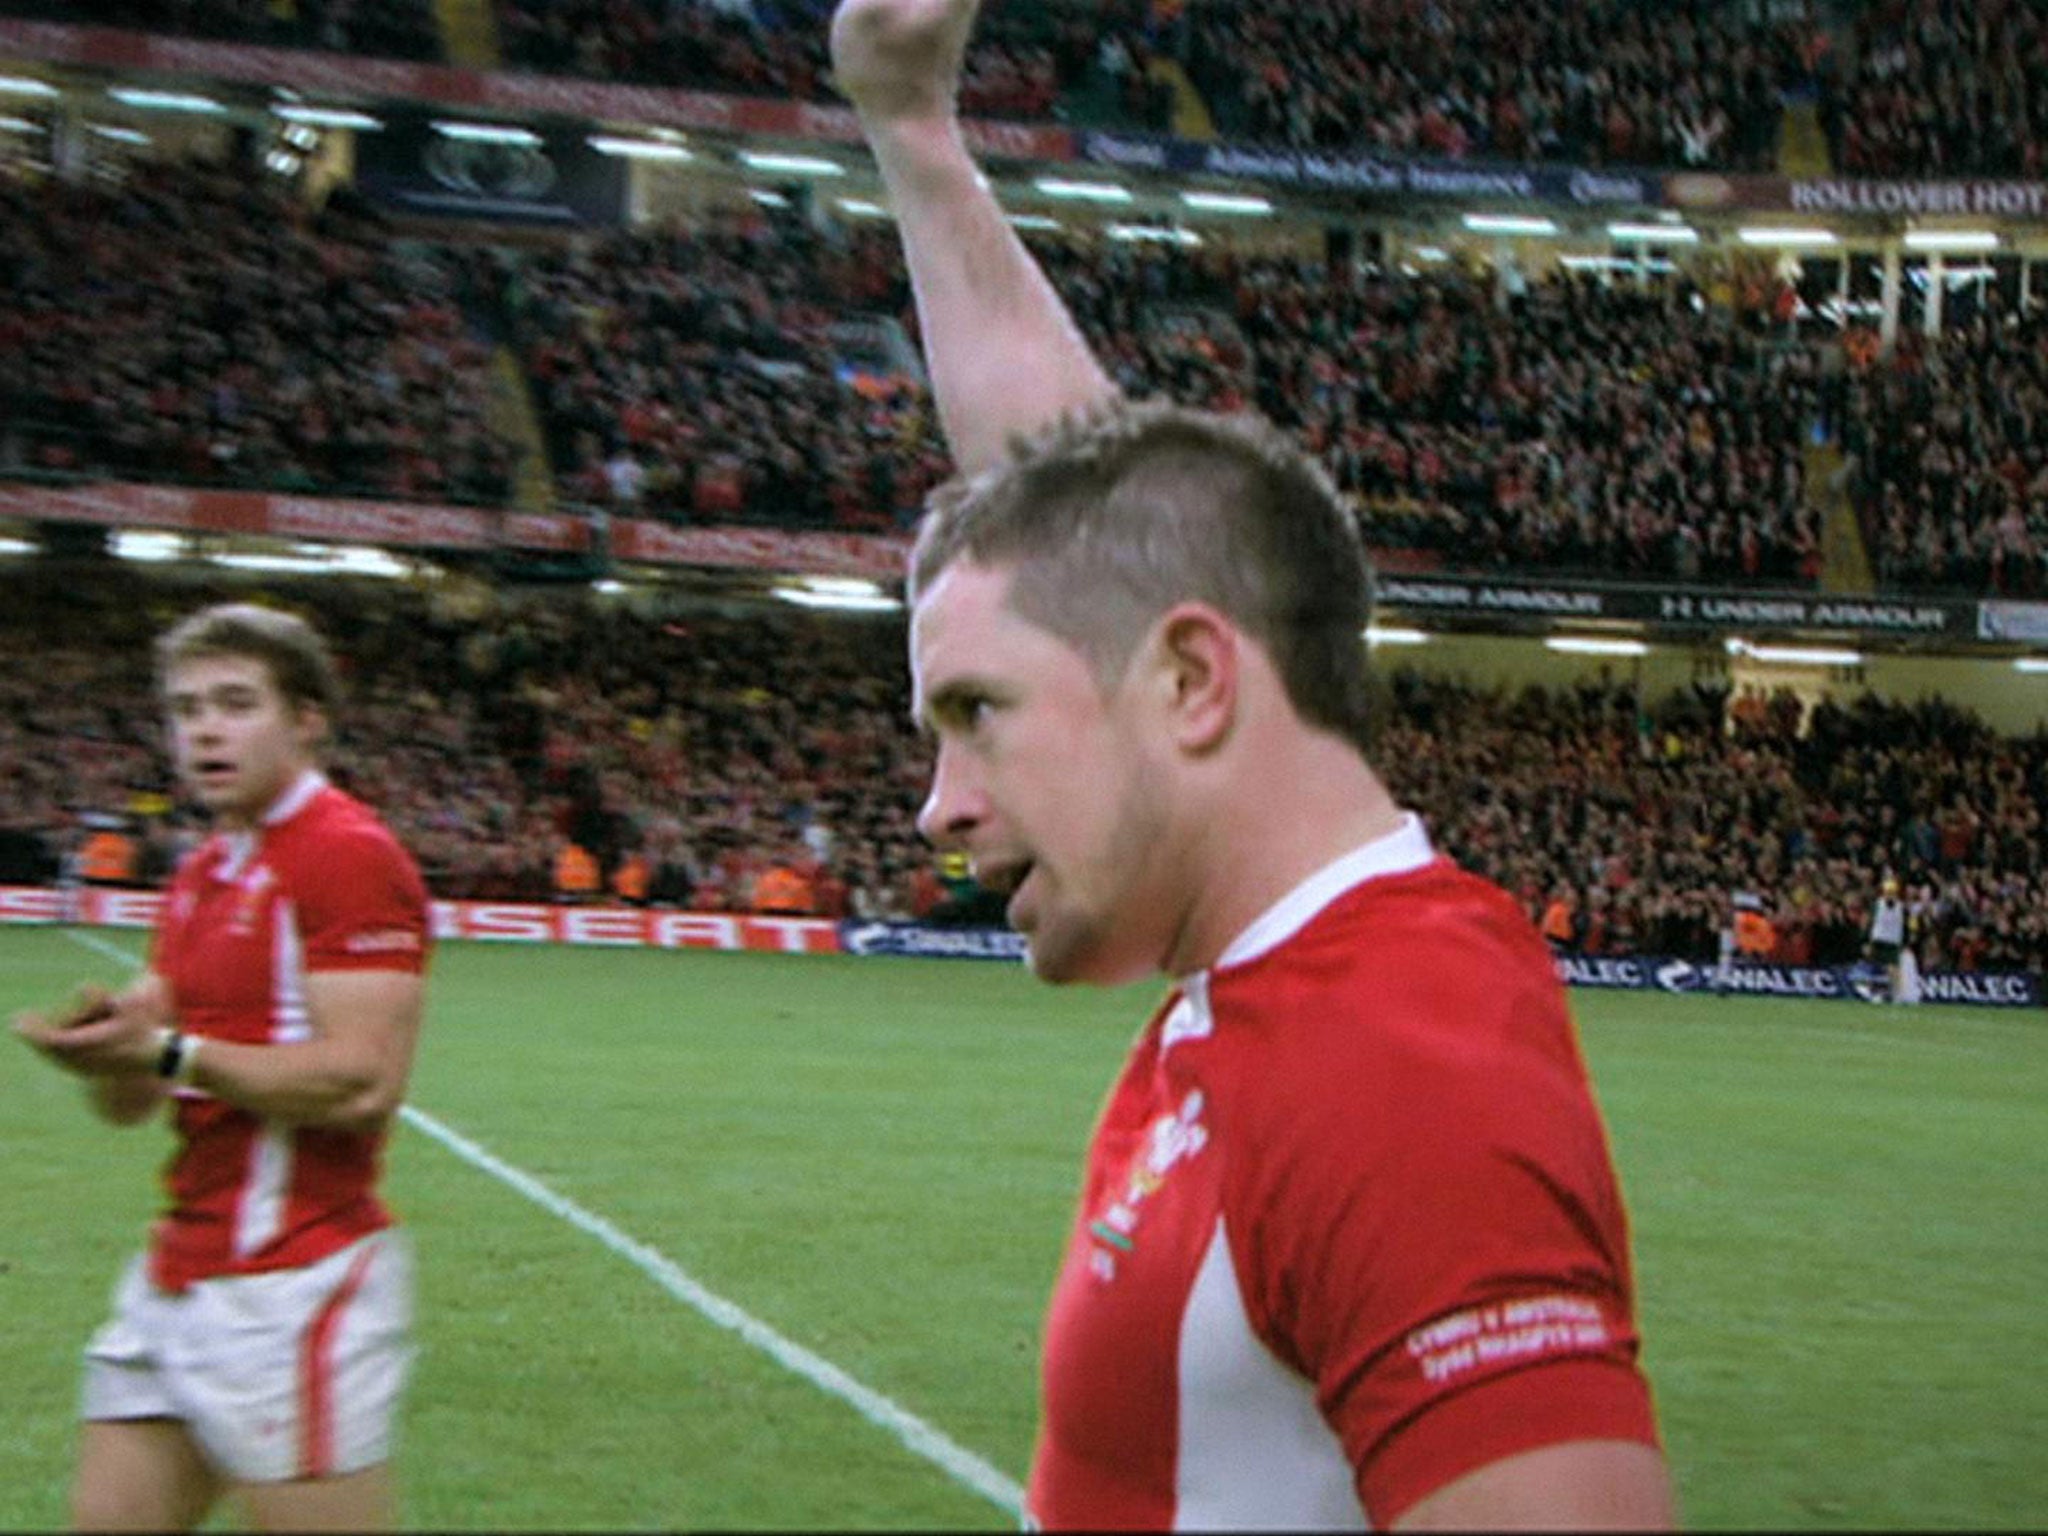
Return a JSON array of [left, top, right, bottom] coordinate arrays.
[[917, 739, 988, 848]]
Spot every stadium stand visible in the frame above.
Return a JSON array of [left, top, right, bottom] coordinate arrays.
[[1033, 238, 1828, 585], [2, 566, 2042, 976], [10, 0, 2033, 179], [1841, 307, 2048, 597], [1818, 0, 2046, 178], [0, 163, 517, 507], [5, 147, 2039, 598], [1098, 0, 1812, 170], [0, 0, 445, 59], [488, 0, 1172, 128], [487, 214, 945, 530]]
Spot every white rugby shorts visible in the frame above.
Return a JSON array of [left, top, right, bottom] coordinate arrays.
[[81, 1229, 414, 1484]]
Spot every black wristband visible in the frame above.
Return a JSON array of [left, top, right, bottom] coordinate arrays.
[[155, 1029, 187, 1080]]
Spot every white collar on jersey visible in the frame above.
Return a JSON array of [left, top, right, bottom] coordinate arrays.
[[264, 768, 328, 826], [1208, 810, 1435, 974], [214, 770, 328, 881]]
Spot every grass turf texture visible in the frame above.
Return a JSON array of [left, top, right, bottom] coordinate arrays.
[[2, 925, 2042, 1530]]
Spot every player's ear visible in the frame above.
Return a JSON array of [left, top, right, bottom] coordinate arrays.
[[293, 701, 330, 753], [1148, 602, 1238, 755]]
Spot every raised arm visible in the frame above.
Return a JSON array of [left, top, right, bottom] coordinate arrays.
[[831, 0, 1116, 473]]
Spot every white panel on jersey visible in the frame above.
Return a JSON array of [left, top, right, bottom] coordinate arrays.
[[1174, 1220, 1367, 1531], [236, 1124, 292, 1258], [234, 897, 310, 1257], [272, 899, 313, 1044]]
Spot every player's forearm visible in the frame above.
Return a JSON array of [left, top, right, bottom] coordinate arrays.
[[862, 114, 1118, 474], [180, 1036, 400, 1130]]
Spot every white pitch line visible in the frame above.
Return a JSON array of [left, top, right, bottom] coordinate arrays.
[[57, 926, 1026, 1521], [397, 1104, 1025, 1517]]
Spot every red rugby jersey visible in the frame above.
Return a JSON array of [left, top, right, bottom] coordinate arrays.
[[1027, 820, 1659, 1529], [147, 771, 430, 1292]]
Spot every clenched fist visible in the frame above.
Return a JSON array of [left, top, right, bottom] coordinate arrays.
[[830, 0, 984, 123]]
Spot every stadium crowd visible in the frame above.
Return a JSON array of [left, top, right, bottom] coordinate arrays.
[[11, 0, 2045, 183], [10, 150, 2042, 597], [483, 211, 1829, 584], [1841, 307, 2048, 598], [1819, 0, 2046, 178], [1036, 237, 1827, 584], [2, 568, 2042, 980], [491, 216, 947, 530], [1384, 667, 2048, 979], [489, 0, 1173, 128], [1179, 0, 1813, 171], [0, 164, 516, 507], [0, 0, 443, 59]]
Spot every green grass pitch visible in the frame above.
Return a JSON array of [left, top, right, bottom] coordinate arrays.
[[2, 925, 2043, 1530]]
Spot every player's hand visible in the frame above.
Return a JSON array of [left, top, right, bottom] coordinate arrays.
[[13, 984, 159, 1076], [830, 0, 982, 124]]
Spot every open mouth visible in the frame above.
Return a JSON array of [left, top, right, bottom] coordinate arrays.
[[976, 859, 1035, 899]]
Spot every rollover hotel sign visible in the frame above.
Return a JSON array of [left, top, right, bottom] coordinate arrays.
[[1666, 172, 2048, 220]]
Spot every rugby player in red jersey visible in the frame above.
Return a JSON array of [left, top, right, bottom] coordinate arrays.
[[16, 603, 430, 1531], [830, 1, 1678, 1525]]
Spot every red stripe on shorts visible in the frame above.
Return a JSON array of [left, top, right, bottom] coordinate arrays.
[[298, 1244, 377, 1479]]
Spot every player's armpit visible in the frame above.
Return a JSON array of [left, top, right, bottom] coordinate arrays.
[[1392, 1439, 1676, 1531]]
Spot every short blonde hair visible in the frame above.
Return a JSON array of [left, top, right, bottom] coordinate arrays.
[[911, 398, 1375, 746], [155, 603, 341, 717]]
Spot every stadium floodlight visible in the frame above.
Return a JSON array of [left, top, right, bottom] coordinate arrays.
[[275, 105, 384, 130], [1608, 221, 1698, 244], [1179, 190, 1274, 216], [1106, 222, 1202, 247], [588, 136, 695, 161], [1737, 227, 1837, 247], [1005, 212, 1063, 232], [1033, 177, 1133, 204], [87, 124, 151, 145], [772, 576, 902, 613], [0, 76, 59, 97], [1725, 637, 1862, 667], [431, 120, 542, 146], [1545, 636, 1649, 657], [1562, 254, 1677, 274], [738, 151, 846, 176], [108, 88, 226, 113], [112, 530, 185, 562], [1364, 625, 1430, 647], [2014, 658, 2048, 675], [836, 198, 891, 219], [1461, 213, 1558, 237], [209, 543, 409, 578], [1903, 229, 1999, 252]]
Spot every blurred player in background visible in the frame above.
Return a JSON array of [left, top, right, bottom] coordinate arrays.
[[13, 603, 431, 1532], [830, 0, 1676, 1526], [1867, 873, 1907, 1003]]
